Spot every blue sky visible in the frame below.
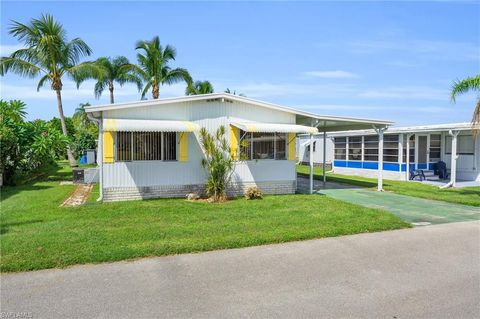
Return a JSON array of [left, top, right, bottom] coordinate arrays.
[[1, 0, 479, 126]]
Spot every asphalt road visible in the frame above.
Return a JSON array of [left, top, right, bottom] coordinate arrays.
[[1, 221, 479, 319]]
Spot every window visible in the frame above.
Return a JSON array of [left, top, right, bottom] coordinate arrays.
[[164, 132, 177, 161], [115, 132, 177, 161], [402, 135, 415, 162], [348, 136, 362, 161], [445, 135, 475, 155], [334, 137, 346, 160], [363, 135, 378, 161], [133, 132, 162, 160], [116, 132, 132, 161], [383, 135, 399, 163], [429, 134, 441, 160], [239, 130, 287, 160]]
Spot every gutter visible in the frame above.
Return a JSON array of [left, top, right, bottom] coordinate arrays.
[[86, 113, 103, 202]]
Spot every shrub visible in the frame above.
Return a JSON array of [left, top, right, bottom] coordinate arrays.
[[244, 186, 263, 200], [199, 126, 235, 202]]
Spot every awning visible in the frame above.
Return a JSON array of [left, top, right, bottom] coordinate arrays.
[[231, 122, 318, 134], [103, 119, 200, 132]]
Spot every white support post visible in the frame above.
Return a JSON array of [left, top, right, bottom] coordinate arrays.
[[322, 130, 327, 186], [406, 133, 412, 181], [449, 130, 459, 187], [309, 133, 314, 194], [375, 127, 386, 191], [398, 134, 403, 173]]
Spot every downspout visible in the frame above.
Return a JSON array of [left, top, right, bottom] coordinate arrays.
[[87, 112, 103, 201], [440, 130, 459, 189]]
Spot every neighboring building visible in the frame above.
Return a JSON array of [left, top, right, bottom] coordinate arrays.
[[297, 135, 334, 166], [329, 123, 480, 184], [85, 93, 390, 201]]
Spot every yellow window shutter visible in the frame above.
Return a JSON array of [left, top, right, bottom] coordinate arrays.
[[229, 125, 239, 160], [179, 132, 189, 162], [288, 133, 296, 161], [103, 131, 114, 163]]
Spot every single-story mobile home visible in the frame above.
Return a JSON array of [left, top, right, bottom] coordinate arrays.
[[329, 123, 480, 186], [85, 93, 390, 201]]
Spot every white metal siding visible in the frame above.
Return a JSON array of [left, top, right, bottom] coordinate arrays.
[[102, 99, 297, 189], [297, 136, 334, 164]]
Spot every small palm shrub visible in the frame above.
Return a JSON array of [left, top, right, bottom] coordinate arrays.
[[244, 186, 263, 200], [199, 126, 235, 202]]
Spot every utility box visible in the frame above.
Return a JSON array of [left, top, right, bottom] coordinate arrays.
[[73, 168, 85, 184], [86, 149, 96, 164]]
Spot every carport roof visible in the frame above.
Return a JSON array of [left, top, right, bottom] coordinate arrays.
[[85, 93, 393, 132]]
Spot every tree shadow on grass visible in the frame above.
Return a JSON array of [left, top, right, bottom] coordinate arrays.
[[1, 163, 72, 202], [0, 219, 44, 235], [1, 184, 55, 202]]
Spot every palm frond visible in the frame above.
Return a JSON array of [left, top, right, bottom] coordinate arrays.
[[36, 74, 51, 91], [163, 68, 191, 85], [94, 80, 107, 99], [141, 82, 152, 99], [451, 75, 480, 102], [0, 56, 42, 77]]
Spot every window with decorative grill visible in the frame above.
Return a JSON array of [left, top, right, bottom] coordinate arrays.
[[115, 132, 177, 161]]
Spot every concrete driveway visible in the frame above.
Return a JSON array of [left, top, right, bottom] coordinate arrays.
[[1, 221, 479, 319], [297, 177, 480, 225]]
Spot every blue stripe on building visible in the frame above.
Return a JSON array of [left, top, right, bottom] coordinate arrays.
[[335, 160, 435, 172]]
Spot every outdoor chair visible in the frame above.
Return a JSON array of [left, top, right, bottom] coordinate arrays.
[[409, 169, 426, 181]]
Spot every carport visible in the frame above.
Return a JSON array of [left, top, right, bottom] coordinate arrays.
[[295, 113, 392, 194]]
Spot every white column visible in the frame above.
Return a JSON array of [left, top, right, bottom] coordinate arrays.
[[398, 134, 403, 173], [406, 134, 412, 181], [309, 133, 314, 194], [449, 130, 459, 187], [377, 128, 385, 191], [322, 130, 327, 185]]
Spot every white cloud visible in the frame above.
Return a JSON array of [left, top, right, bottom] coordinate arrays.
[[349, 39, 479, 61], [297, 104, 450, 114], [233, 82, 357, 99], [0, 44, 25, 56], [0, 80, 187, 103], [302, 70, 359, 79], [357, 86, 448, 100]]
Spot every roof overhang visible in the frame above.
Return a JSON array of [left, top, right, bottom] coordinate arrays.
[[103, 119, 200, 132], [231, 122, 318, 134], [328, 122, 474, 137]]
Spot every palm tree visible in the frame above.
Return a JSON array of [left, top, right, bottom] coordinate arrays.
[[451, 74, 480, 133], [0, 14, 96, 166], [185, 80, 214, 95], [73, 102, 91, 129], [133, 36, 192, 99], [79, 56, 142, 104]]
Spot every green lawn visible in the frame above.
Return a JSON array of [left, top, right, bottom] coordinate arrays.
[[297, 165, 480, 207], [0, 163, 409, 272]]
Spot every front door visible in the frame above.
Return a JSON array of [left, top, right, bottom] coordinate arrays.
[[417, 135, 428, 168]]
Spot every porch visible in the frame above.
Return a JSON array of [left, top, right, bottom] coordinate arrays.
[[330, 123, 479, 188]]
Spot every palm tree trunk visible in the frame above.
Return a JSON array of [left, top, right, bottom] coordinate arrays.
[[109, 81, 114, 104], [152, 84, 159, 99], [55, 89, 77, 167]]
